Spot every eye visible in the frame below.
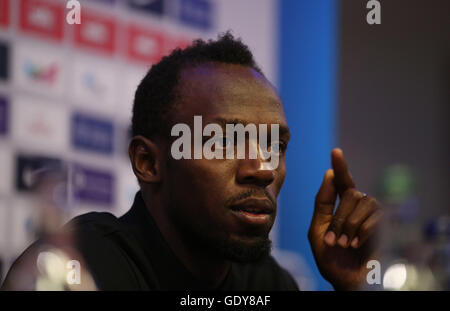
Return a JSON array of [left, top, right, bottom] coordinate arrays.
[[270, 140, 287, 155], [213, 135, 232, 150]]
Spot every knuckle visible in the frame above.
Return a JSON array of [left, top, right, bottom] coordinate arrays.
[[342, 188, 356, 199], [316, 202, 330, 213], [359, 222, 370, 235], [331, 216, 346, 230], [373, 199, 382, 210], [342, 221, 358, 238], [346, 217, 359, 229], [366, 196, 377, 206], [372, 210, 384, 226], [352, 190, 363, 200], [369, 199, 383, 214]]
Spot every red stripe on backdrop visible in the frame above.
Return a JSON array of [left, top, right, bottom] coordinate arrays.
[[19, 0, 64, 41]]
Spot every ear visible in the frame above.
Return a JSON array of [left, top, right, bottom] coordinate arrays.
[[128, 135, 163, 184]]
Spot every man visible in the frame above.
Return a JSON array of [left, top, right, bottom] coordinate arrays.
[[1, 33, 382, 291]]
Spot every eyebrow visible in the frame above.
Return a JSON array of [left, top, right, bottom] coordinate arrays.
[[213, 117, 291, 140]]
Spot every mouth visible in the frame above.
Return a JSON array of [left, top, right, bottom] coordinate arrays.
[[229, 198, 275, 225]]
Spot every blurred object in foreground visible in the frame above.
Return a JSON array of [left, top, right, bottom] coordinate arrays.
[[1, 163, 97, 290], [423, 216, 450, 290], [376, 164, 449, 290]]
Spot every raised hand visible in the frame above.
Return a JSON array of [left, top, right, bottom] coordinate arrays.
[[308, 148, 383, 290]]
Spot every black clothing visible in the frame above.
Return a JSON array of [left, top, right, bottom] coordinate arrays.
[[10, 192, 299, 291]]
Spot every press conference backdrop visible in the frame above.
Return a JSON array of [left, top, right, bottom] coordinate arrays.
[[2, 0, 448, 292], [0, 0, 288, 286]]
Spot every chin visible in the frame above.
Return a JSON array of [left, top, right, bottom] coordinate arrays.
[[217, 234, 273, 263]]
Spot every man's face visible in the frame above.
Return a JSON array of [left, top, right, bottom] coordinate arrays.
[[162, 63, 289, 262]]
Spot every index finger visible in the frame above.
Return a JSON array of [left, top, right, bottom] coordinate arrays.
[[331, 148, 355, 196]]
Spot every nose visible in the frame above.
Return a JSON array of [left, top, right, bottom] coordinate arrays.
[[236, 150, 275, 188]]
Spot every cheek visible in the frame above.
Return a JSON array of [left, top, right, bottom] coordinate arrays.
[[271, 161, 286, 196], [166, 160, 238, 234], [278, 163, 287, 187], [168, 159, 235, 204]]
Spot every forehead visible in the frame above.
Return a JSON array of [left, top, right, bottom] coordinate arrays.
[[173, 63, 286, 125]]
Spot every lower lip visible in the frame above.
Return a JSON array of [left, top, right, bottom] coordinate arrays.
[[231, 210, 271, 225]]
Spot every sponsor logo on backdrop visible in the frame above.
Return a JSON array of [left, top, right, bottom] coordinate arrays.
[[24, 60, 59, 85], [0, 0, 10, 28], [19, 0, 64, 41], [12, 97, 68, 151], [179, 0, 213, 30], [15, 154, 65, 192], [126, 0, 164, 16], [127, 24, 165, 64], [71, 57, 116, 110], [0, 96, 8, 135], [14, 44, 65, 96], [74, 10, 116, 54], [82, 72, 106, 94], [71, 112, 115, 155], [72, 164, 115, 207], [0, 41, 9, 81]]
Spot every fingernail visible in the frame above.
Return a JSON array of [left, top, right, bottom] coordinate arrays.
[[324, 231, 336, 245], [338, 234, 348, 247], [351, 237, 359, 248]]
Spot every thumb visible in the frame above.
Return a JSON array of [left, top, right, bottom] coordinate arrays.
[[312, 169, 337, 227]]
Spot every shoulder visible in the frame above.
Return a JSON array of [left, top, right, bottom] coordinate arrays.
[[66, 211, 121, 232], [2, 212, 141, 290], [63, 212, 147, 289]]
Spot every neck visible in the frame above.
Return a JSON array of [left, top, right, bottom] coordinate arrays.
[[141, 191, 230, 288]]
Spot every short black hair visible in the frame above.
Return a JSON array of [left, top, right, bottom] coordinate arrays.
[[131, 32, 263, 140]]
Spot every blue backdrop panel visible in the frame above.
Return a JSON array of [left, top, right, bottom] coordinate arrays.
[[279, 0, 339, 290]]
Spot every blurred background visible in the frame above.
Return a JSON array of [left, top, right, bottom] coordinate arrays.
[[0, 0, 448, 290]]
